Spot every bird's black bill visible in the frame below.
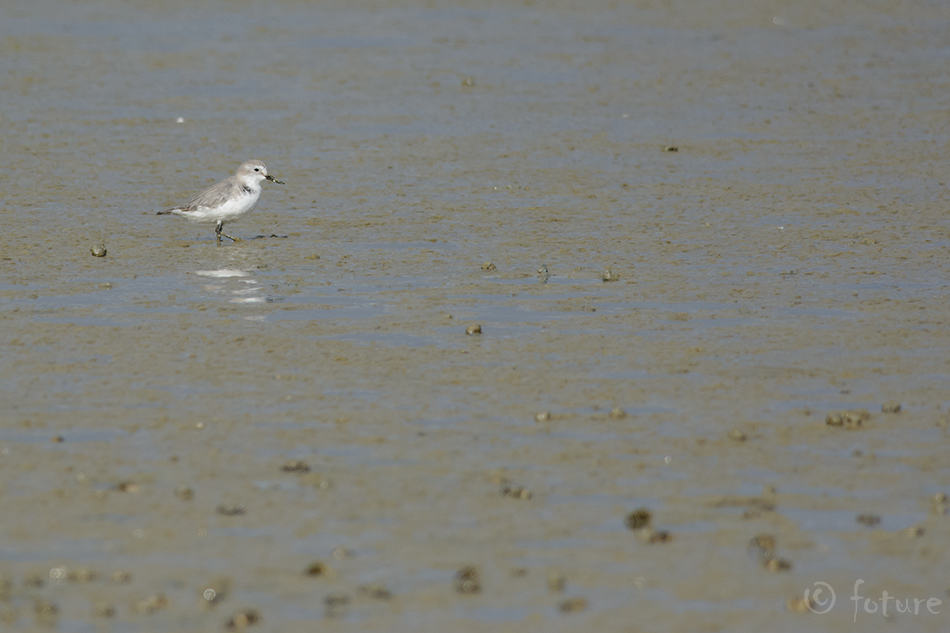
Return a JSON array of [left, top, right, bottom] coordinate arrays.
[[266, 175, 285, 185]]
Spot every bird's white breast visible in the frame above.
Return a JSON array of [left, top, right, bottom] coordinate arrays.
[[182, 189, 261, 224]]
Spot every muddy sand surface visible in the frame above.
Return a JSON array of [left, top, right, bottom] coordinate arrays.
[[1, 0, 949, 631]]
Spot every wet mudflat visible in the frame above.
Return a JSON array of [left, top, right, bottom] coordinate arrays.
[[1, 0, 950, 631]]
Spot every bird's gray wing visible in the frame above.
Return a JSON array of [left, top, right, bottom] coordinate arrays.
[[175, 176, 240, 213]]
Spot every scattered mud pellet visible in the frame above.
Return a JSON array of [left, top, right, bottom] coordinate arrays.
[[304, 562, 335, 578], [51, 435, 65, 443], [0, 607, 17, 625], [461, 76, 475, 87], [280, 460, 311, 473], [174, 486, 194, 501], [881, 401, 901, 414], [843, 410, 870, 429], [601, 267, 620, 282], [826, 409, 870, 429], [641, 529, 673, 544], [110, 571, 132, 585], [34, 600, 58, 625], [664, 146, 679, 152], [454, 565, 481, 594], [748, 534, 776, 561], [608, 407, 626, 419], [534, 411, 551, 423], [856, 513, 881, 526], [216, 504, 246, 516], [741, 503, 775, 520], [465, 324, 482, 335], [786, 596, 819, 613], [23, 575, 44, 588], [481, 261, 496, 271], [501, 484, 532, 500], [324, 594, 350, 618], [547, 571, 566, 593], [225, 609, 260, 630], [324, 594, 349, 607], [67, 567, 98, 583], [728, 428, 748, 442], [92, 602, 115, 618], [558, 597, 588, 613], [825, 412, 843, 427], [135, 593, 169, 614], [625, 508, 652, 531], [357, 584, 392, 600], [90, 244, 107, 257], [510, 567, 528, 578], [765, 557, 792, 572], [331, 546, 353, 560], [932, 493, 949, 515], [902, 525, 925, 539], [116, 481, 140, 493]]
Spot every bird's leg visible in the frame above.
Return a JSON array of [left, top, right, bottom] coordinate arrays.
[[215, 221, 241, 243]]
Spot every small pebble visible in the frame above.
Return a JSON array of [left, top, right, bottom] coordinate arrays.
[[465, 324, 482, 335], [881, 401, 901, 414], [534, 411, 551, 423], [608, 407, 626, 419], [856, 513, 881, 526], [602, 267, 620, 282], [480, 261, 496, 271], [90, 244, 107, 257]]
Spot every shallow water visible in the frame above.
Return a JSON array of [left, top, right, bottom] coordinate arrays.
[[2, 0, 950, 631]]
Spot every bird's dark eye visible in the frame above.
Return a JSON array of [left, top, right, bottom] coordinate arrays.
[[254, 168, 260, 172]]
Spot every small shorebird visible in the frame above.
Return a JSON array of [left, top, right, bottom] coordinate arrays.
[[157, 160, 285, 242]]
